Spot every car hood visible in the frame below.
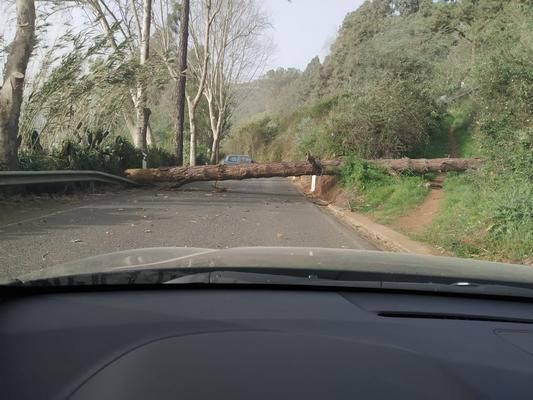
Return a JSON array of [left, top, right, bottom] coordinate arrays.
[[13, 247, 533, 285]]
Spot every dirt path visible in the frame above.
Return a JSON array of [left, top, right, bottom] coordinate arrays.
[[295, 175, 444, 236], [393, 175, 445, 235]]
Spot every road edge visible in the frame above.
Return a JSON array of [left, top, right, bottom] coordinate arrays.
[[289, 176, 444, 256], [326, 204, 443, 256]]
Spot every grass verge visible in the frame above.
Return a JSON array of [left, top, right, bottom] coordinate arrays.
[[340, 158, 429, 224], [421, 171, 532, 263]]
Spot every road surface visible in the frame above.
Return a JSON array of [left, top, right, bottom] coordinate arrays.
[[0, 178, 377, 279]]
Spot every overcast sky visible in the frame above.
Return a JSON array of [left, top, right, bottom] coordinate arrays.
[[0, 1, 365, 78], [262, 0, 364, 70]]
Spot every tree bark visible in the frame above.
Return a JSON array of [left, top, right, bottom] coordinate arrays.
[[133, 105, 150, 150], [147, 121, 156, 147], [125, 109, 155, 147], [125, 160, 342, 184], [187, 0, 218, 166], [206, 92, 222, 164], [187, 97, 197, 165], [175, 0, 190, 166], [124, 157, 482, 185], [0, 0, 35, 170], [210, 135, 220, 164], [370, 157, 483, 173], [134, 0, 153, 152]]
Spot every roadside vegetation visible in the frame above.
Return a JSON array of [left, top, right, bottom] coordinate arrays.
[[1, 0, 531, 263], [226, 0, 532, 263], [0, 0, 270, 171], [424, 171, 532, 262], [340, 158, 429, 224], [18, 136, 176, 174]]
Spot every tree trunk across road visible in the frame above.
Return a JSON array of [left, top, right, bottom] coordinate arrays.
[[371, 157, 483, 173], [125, 158, 482, 185]]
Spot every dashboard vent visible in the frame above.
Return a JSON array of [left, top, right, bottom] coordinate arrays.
[[378, 311, 533, 324]]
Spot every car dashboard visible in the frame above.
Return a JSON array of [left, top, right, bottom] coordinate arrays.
[[1, 288, 533, 399]]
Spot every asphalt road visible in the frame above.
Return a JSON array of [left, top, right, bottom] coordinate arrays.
[[0, 178, 377, 279]]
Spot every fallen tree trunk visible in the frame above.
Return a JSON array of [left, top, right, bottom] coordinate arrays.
[[125, 160, 342, 185], [370, 157, 483, 173], [124, 158, 481, 185]]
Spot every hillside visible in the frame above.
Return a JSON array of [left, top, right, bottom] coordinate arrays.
[[226, 0, 533, 263]]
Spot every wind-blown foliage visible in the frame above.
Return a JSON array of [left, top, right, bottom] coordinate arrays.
[[19, 33, 135, 150]]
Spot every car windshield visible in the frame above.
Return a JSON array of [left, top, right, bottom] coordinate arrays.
[[0, 0, 531, 288]]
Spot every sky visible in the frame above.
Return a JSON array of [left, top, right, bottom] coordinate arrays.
[[0, 0, 365, 78], [262, 0, 364, 70]]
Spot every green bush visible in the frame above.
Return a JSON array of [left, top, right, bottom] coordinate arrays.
[[340, 158, 428, 223], [18, 152, 67, 171], [340, 158, 391, 188], [147, 147, 177, 168], [104, 137, 143, 173], [18, 136, 177, 174]]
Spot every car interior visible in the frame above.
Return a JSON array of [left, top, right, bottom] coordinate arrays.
[[2, 284, 533, 399]]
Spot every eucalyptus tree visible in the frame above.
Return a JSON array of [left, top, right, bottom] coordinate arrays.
[[0, 0, 36, 170], [74, 0, 155, 151], [175, 0, 190, 165], [202, 0, 270, 164]]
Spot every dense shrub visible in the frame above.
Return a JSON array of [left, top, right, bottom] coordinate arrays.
[[146, 146, 177, 168], [18, 136, 176, 174]]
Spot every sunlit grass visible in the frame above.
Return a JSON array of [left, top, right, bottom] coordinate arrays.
[[341, 158, 428, 224], [422, 172, 533, 263]]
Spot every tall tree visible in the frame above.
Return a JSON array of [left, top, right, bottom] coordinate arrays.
[[203, 0, 270, 164], [135, 0, 154, 151], [187, 0, 222, 165], [174, 0, 190, 166], [80, 0, 154, 151], [0, 0, 36, 170]]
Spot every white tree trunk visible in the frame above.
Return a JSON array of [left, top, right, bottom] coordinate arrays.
[[206, 94, 222, 164], [210, 134, 220, 164], [126, 107, 155, 148], [134, 0, 153, 152], [186, 0, 218, 166], [146, 122, 156, 147], [187, 97, 197, 165], [0, 0, 35, 170]]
